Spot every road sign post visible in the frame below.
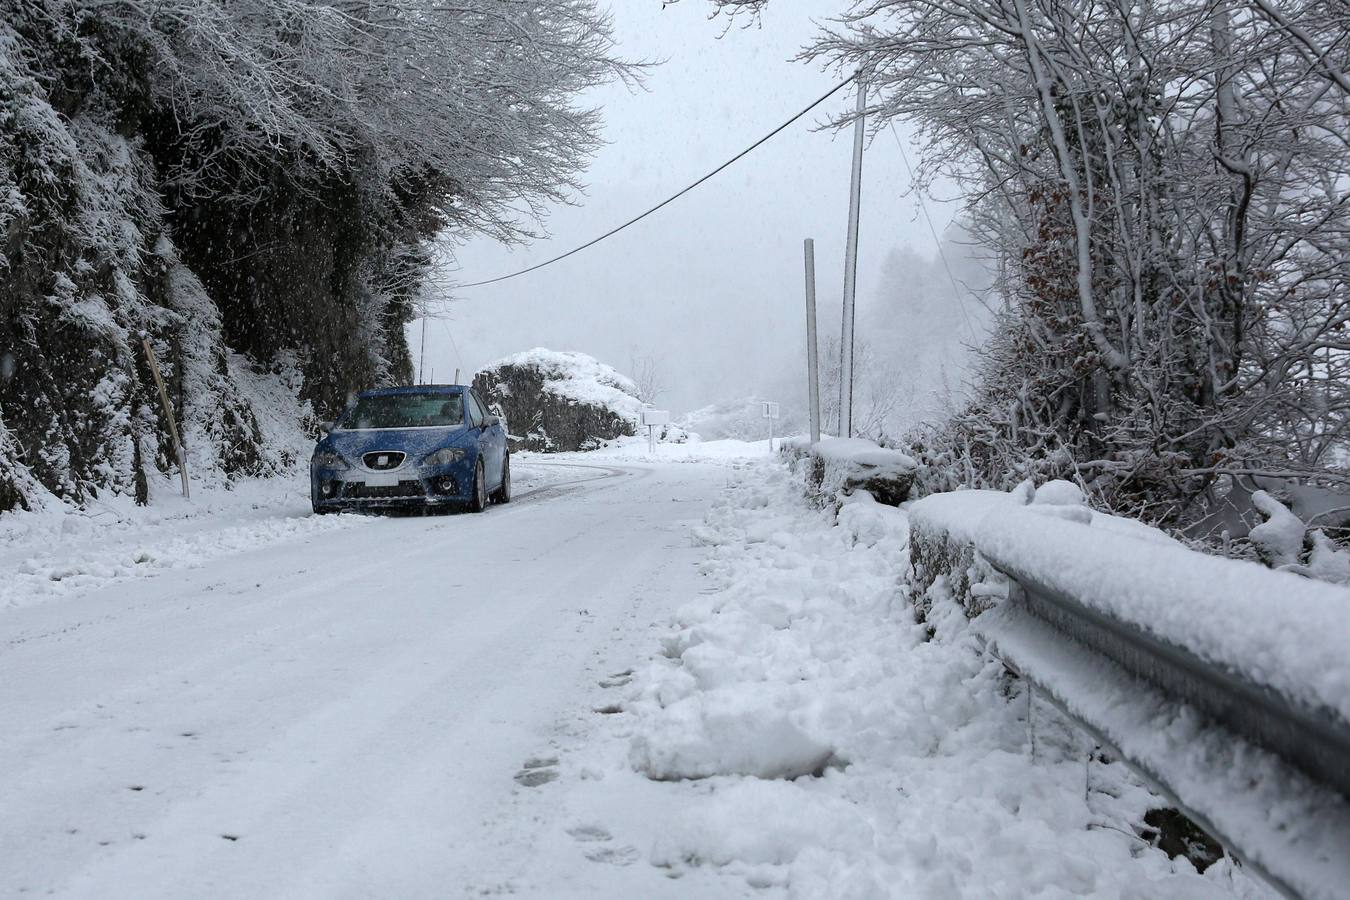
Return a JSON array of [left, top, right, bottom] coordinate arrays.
[[641, 409, 670, 457], [761, 401, 780, 454]]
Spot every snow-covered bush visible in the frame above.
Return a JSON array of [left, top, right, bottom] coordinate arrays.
[[473, 349, 642, 453], [1248, 489, 1350, 585], [723, 0, 1350, 547]]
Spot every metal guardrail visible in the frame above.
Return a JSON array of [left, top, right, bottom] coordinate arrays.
[[969, 543, 1350, 900], [986, 554, 1350, 803]]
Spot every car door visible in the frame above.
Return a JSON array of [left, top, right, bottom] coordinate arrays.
[[467, 391, 503, 485]]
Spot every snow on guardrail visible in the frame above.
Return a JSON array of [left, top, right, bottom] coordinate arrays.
[[974, 504, 1350, 726], [908, 485, 1350, 900]]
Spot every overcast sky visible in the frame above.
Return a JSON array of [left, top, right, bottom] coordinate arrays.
[[414, 0, 961, 416]]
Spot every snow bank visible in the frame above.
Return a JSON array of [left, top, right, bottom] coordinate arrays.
[[629, 684, 836, 781], [0, 472, 365, 610], [474, 349, 642, 452], [612, 462, 1263, 895]]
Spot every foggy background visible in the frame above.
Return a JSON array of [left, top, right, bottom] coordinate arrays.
[[412, 0, 993, 437]]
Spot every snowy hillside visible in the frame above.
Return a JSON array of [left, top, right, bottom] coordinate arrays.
[[681, 398, 802, 442]]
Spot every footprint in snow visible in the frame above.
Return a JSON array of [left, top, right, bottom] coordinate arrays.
[[569, 822, 638, 865], [566, 824, 611, 843], [513, 756, 560, 788], [521, 755, 557, 769], [598, 670, 633, 688], [584, 845, 641, 866]]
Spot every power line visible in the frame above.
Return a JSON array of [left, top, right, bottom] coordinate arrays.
[[457, 73, 860, 290], [887, 121, 979, 344], [434, 316, 466, 382]]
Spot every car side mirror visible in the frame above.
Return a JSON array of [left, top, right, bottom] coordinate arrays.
[[483, 415, 501, 428]]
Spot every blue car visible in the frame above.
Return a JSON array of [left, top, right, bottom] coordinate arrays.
[[310, 385, 510, 514]]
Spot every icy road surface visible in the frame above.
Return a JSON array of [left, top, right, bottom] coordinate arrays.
[[0, 461, 737, 898]]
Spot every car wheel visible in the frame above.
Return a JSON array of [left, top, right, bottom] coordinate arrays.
[[492, 454, 511, 504], [469, 460, 487, 513]]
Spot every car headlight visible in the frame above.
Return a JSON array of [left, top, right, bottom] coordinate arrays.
[[423, 447, 467, 466], [312, 450, 348, 469]]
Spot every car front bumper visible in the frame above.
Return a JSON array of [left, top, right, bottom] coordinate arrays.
[[311, 459, 476, 510]]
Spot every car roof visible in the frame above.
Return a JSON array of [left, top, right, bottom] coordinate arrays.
[[356, 385, 467, 398]]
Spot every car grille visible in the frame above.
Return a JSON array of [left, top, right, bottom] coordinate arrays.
[[362, 451, 406, 471], [342, 480, 424, 500]]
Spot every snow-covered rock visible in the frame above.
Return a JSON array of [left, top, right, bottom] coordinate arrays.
[[472, 349, 642, 452], [783, 436, 918, 506]]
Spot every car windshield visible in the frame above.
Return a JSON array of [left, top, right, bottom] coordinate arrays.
[[340, 393, 464, 430]]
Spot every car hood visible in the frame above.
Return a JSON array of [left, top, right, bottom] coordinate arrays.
[[325, 426, 468, 463]]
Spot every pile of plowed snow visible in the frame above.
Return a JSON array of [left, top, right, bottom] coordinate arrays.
[[572, 462, 1269, 897]]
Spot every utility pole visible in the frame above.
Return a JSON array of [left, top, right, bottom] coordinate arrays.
[[839, 72, 866, 439], [418, 317, 427, 384], [803, 238, 821, 444]]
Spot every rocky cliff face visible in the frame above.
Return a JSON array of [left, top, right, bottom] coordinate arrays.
[[0, 7, 415, 513], [473, 350, 640, 453]]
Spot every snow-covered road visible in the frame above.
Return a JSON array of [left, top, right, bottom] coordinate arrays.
[[2, 448, 1280, 898], [0, 461, 733, 898]]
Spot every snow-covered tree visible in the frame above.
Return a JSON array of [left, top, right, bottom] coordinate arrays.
[[710, 0, 1350, 540]]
